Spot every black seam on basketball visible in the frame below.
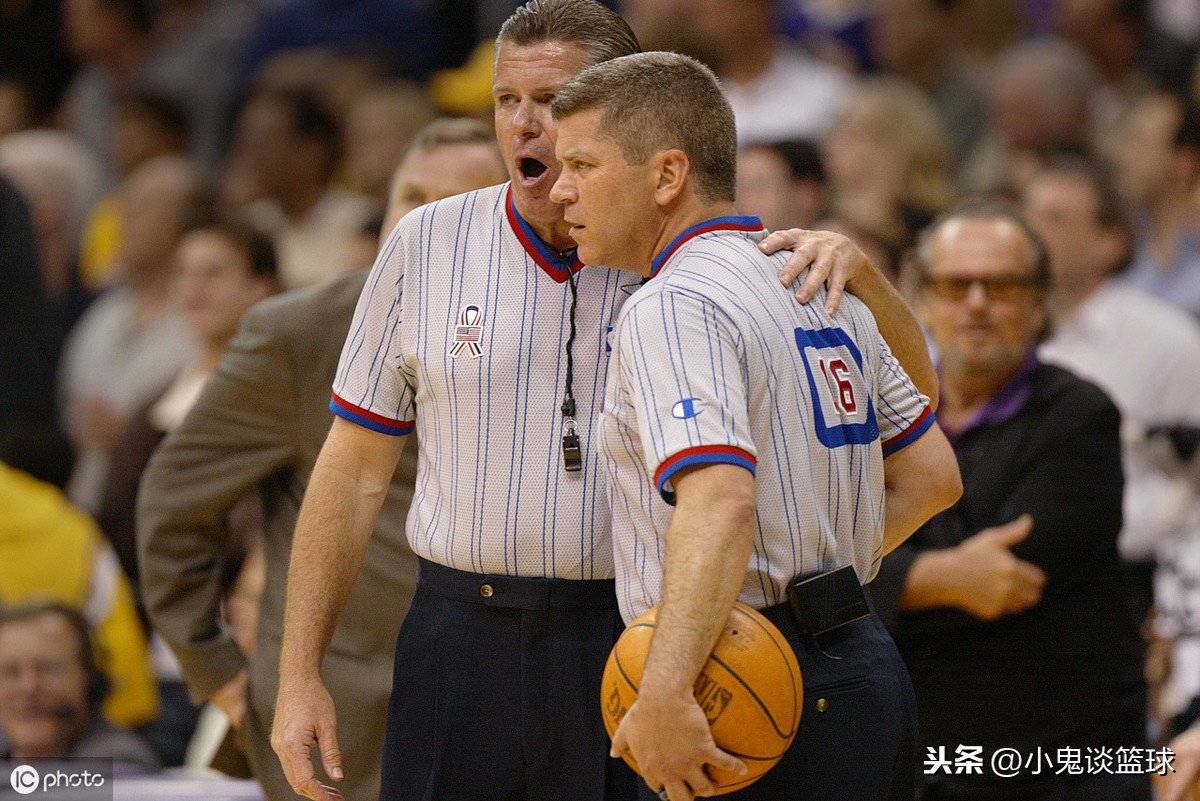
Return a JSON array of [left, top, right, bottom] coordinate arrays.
[[713, 750, 780, 762], [614, 653, 639, 693], [613, 622, 657, 692], [706, 650, 796, 741], [742, 612, 804, 731]]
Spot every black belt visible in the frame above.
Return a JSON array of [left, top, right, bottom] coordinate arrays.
[[416, 558, 617, 611]]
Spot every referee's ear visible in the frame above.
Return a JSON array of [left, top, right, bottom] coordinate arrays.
[[652, 149, 690, 208]]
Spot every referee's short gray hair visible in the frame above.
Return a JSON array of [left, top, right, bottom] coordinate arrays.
[[551, 51, 737, 203], [497, 0, 640, 68]]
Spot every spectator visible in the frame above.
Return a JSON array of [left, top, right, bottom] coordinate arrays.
[[869, 201, 1148, 800], [865, 0, 989, 170], [735, 139, 826, 233], [1022, 156, 1200, 635], [244, 48, 392, 140], [58, 0, 157, 178], [0, 602, 159, 770], [821, 75, 955, 258], [959, 36, 1100, 194], [626, 0, 853, 145], [341, 80, 436, 206], [98, 218, 279, 601], [230, 89, 374, 289], [78, 90, 191, 292], [137, 117, 506, 801], [141, 0, 259, 171], [1109, 91, 1200, 319], [0, 128, 106, 335], [60, 0, 256, 177], [0, 460, 158, 731], [1052, 0, 1191, 130], [57, 155, 202, 513]]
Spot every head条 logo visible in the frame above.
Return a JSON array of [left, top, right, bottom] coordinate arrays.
[[10, 764, 38, 794]]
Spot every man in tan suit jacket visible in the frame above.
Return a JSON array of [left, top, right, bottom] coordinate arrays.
[[136, 120, 509, 801]]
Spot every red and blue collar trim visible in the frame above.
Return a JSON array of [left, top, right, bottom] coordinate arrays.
[[650, 215, 765, 277], [505, 185, 584, 283]]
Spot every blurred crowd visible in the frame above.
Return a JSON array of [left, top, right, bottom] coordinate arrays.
[[2, 0, 1200, 793]]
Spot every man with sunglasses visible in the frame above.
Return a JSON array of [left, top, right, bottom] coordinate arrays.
[[868, 200, 1148, 801]]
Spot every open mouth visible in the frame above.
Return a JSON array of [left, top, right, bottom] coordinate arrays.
[[520, 157, 548, 180]]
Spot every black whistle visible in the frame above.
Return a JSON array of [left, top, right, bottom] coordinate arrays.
[[561, 394, 581, 471], [562, 432, 582, 472]]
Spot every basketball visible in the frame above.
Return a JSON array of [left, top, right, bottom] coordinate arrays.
[[601, 602, 803, 794]]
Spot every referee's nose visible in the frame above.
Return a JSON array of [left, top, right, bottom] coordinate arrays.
[[550, 168, 577, 206], [513, 97, 546, 138]]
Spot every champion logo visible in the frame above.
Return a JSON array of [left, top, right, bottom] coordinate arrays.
[[449, 304, 484, 358], [671, 398, 703, 419]]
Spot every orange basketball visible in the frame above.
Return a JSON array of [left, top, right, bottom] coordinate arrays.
[[600, 602, 803, 794]]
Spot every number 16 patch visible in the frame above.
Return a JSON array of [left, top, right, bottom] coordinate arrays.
[[794, 326, 878, 448]]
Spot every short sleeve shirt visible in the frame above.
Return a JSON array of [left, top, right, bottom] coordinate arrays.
[[332, 183, 633, 578], [600, 217, 933, 621]]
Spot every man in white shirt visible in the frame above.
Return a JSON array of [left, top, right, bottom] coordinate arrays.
[[1023, 154, 1200, 721]]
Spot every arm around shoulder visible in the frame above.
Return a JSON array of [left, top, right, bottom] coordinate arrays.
[[763, 228, 939, 407]]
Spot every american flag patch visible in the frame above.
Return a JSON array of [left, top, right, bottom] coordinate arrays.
[[449, 304, 484, 358]]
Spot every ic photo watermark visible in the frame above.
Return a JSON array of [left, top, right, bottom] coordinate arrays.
[[2, 760, 111, 800]]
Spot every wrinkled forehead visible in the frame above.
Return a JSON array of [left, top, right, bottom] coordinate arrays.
[[928, 218, 1040, 275], [493, 40, 593, 90]]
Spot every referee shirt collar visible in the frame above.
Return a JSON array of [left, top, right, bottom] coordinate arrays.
[[505, 184, 584, 283], [650, 216, 766, 278]]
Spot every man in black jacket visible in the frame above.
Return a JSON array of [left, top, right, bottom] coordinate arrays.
[[869, 200, 1148, 800]]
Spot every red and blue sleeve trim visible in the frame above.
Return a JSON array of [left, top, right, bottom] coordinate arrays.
[[881, 406, 935, 458], [655, 445, 756, 505], [330, 393, 414, 437], [650, 215, 765, 277], [504, 185, 584, 283]]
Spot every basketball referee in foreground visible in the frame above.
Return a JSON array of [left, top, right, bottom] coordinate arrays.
[[549, 51, 963, 801], [271, 2, 946, 799]]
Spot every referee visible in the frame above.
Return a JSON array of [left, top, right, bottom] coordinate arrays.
[[550, 52, 962, 801], [271, 2, 943, 800]]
